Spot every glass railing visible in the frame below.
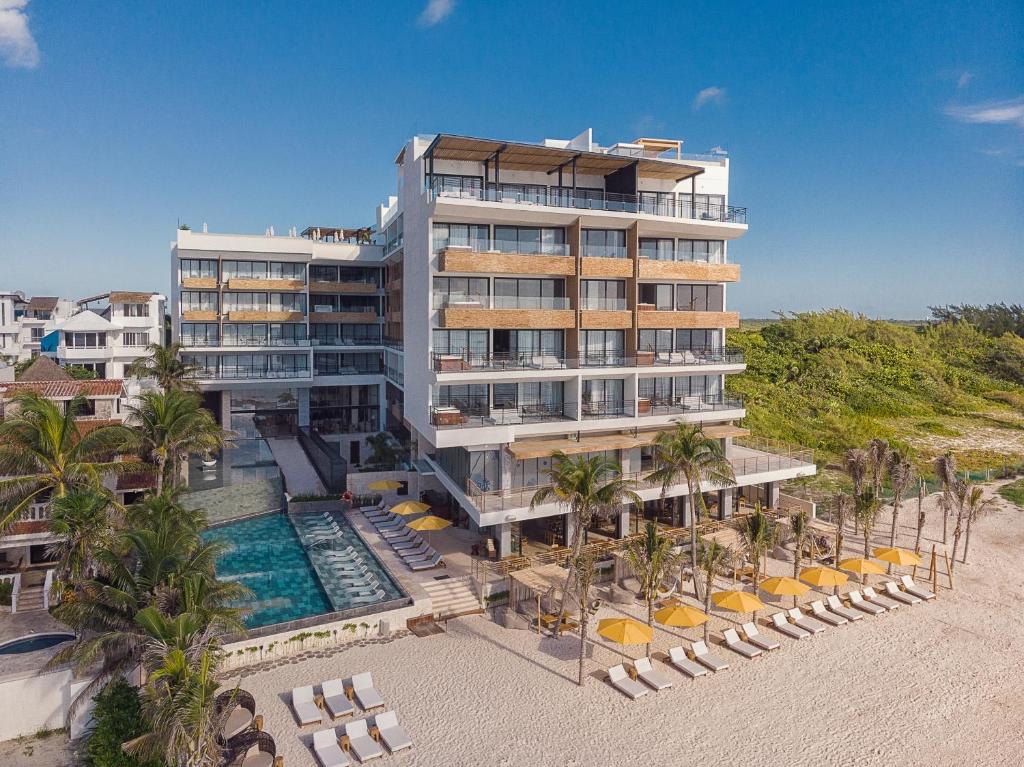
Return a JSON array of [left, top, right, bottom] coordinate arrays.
[[430, 402, 574, 428], [581, 244, 628, 259], [641, 393, 744, 415], [181, 337, 312, 348], [433, 293, 489, 309], [490, 240, 570, 256], [492, 296, 571, 310], [581, 297, 627, 311], [639, 249, 726, 264], [635, 347, 745, 366], [190, 368, 312, 380], [311, 336, 383, 347], [581, 398, 634, 419]]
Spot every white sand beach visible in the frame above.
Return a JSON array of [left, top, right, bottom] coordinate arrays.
[[226, 484, 1024, 766]]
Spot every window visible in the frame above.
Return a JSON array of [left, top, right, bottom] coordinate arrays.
[[30, 327, 45, 341], [122, 331, 149, 347], [493, 226, 566, 255], [492, 330, 563, 361], [181, 291, 218, 312], [222, 324, 269, 346], [432, 277, 489, 308], [180, 323, 219, 346], [309, 265, 338, 282], [270, 323, 307, 344], [581, 280, 626, 310], [676, 329, 721, 351], [583, 378, 624, 409], [580, 330, 624, 365], [639, 376, 672, 402], [432, 222, 489, 253], [222, 261, 268, 280], [432, 329, 488, 359], [675, 285, 723, 312], [338, 267, 380, 285], [123, 303, 149, 317], [314, 352, 382, 375], [639, 191, 674, 216], [180, 259, 217, 280], [638, 284, 675, 311], [639, 329, 674, 353], [430, 174, 484, 198], [639, 238, 674, 261], [582, 229, 626, 258], [269, 262, 305, 280], [679, 194, 726, 221], [181, 354, 217, 377], [269, 293, 305, 313], [65, 332, 106, 348], [677, 240, 725, 263], [673, 374, 723, 399], [310, 385, 380, 435], [493, 278, 566, 310], [222, 293, 267, 312], [433, 384, 488, 414]]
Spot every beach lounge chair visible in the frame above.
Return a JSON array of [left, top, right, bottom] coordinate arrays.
[[607, 664, 649, 699], [398, 544, 433, 560], [350, 673, 384, 711], [900, 575, 936, 601], [374, 519, 405, 534], [380, 526, 413, 539], [291, 686, 324, 726], [809, 600, 848, 626], [740, 622, 780, 651], [321, 679, 354, 720], [350, 590, 386, 604], [313, 728, 350, 767], [884, 581, 921, 605], [408, 553, 445, 571], [389, 535, 423, 550], [633, 657, 673, 690], [667, 646, 707, 678], [825, 594, 863, 621], [690, 641, 729, 672], [771, 611, 810, 639], [375, 711, 412, 753], [343, 719, 384, 762], [847, 590, 885, 616], [863, 586, 901, 611], [723, 628, 762, 658], [786, 607, 827, 634]]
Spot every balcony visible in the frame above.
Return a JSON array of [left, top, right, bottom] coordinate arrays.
[[181, 276, 217, 289], [180, 337, 312, 348], [430, 347, 745, 374], [438, 295, 575, 330], [581, 399, 635, 419], [427, 179, 747, 224], [227, 310, 305, 323], [638, 259, 740, 283], [635, 346, 744, 367], [308, 280, 379, 295], [636, 309, 741, 329], [181, 309, 218, 322], [225, 277, 305, 292], [430, 402, 575, 429], [580, 256, 634, 277], [190, 367, 312, 381], [638, 393, 744, 417], [440, 245, 575, 277], [308, 309, 379, 324]]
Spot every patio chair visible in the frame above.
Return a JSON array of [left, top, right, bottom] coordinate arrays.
[[863, 586, 901, 611], [290, 686, 324, 726], [343, 719, 384, 762], [374, 711, 413, 753], [408, 553, 445, 571], [847, 590, 885, 616], [884, 581, 921, 605], [633, 657, 673, 690], [826, 594, 864, 621], [770, 611, 810, 640], [690, 641, 729, 672], [722, 628, 762, 658], [350, 673, 384, 711], [321, 679, 354, 720], [380, 526, 413, 539], [900, 575, 936, 601], [313, 728, 350, 767], [398, 543, 433, 560], [809, 600, 848, 626], [607, 664, 649, 699], [786, 607, 827, 634], [668, 646, 707, 678], [350, 590, 386, 604], [740, 622, 780, 651]]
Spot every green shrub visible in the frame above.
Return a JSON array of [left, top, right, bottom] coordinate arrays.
[[0, 580, 12, 606], [83, 679, 163, 767], [998, 479, 1024, 508]]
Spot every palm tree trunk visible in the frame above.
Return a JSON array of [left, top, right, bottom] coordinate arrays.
[[914, 488, 925, 554], [887, 499, 900, 573], [950, 513, 965, 573], [577, 611, 589, 686], [155, 455, 166, 495], [863, 523, 871, 558], [645, 597, 653, 658], [702, 572, 713, 643], [963, 515, 973, 564], [942, 501, 948, 544], [688, 489, 700, 599]]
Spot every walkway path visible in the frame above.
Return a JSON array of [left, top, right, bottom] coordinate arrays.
[[265, 437, 325, 497]]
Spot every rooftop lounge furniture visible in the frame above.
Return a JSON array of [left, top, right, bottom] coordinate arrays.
[[291, 686, 324, 726], [608, 664, 649, 699], [321, 679, 354, 720], [826, 594, 864, 622], [884, 580, 921, 605], [723, 628, 762, 658], [847, 590, 885, 616], [344, 719, 384, 762], [375, 711, 413, 753], [408, 553, 445, 571], [380, 526, 413, 540], [690, 641, 729, 672], [667, 646, 708, 678], [771, 611, 810, 639], [740, 622, 780, 652], [809, 600, 848, 626], [786, 607, 827, 635], [863, 586, 901, 611], [350, 590, 386, 604], [313, 728, 350, 767], [398, 543, 433, 560], [900, 575, 936, 601], [633, 657, 673, 690], [351, 673, 384, 712], [390, 535, 424, 551]]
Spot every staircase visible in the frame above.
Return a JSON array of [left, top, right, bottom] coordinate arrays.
[[420, 576, 483, 621], [16, 585, 46, 612]]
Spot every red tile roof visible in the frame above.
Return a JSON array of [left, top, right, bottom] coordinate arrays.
[[0, 379, 124, 399]]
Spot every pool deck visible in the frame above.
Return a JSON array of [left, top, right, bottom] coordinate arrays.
[[0, 609, 73, 678]]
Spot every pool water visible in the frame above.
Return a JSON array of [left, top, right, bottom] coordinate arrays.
[[0, 633, 75, 654]]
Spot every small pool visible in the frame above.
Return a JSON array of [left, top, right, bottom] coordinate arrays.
[[0, 633, 75, 654]]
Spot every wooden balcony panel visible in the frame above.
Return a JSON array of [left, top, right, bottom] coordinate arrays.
[[636, 310, 740, 329], [181, 310, 218, 321], [228, 310, 306, 322], [441, 249, 576, 276], [181, 277, 217, 289], [309, 281, 379, 294], [580, 310, 633, 329], [441, 308, 576, 330], [580, 257, 634, 278], [638, 260, 740, 282], [226, 278, 306, 291], [309, 311, 380, 324]]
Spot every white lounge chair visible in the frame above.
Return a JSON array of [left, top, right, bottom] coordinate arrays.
[[667, 646, 707, 678], [690, 641, 729, 672], [408, 553, 445, 571], [380, 527, 412, 540], [741, 622, 780, 651], [375, 711, 412, 753], [633, 657, 673, 690], [350, 672, 384, 711], [847, 590, 885, 616], [826, 594, 864, 621], [608, 664, 649, 699], [863, 586, 901, 611], [321, 679, 354, 720], [786, 607, 827, 634], [900, 575, 936, 601], [809, 600, 848, 626], [884, 581, 921, 605], [291, 685, 324, 726], [350, 590, 386, 604], [771, 611, 810, 639], [313, 728, 350, 767], [723, 628, 762, 658], [344, 719, 384, 762]]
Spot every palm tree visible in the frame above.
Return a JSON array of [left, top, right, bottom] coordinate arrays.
[[531, 453, 641, 633], [913, 481, 927, 554], [844, 448, 868, 535], [0, 392, 134, 533], [569, 552, 599, 687], [622, 521, 681, 657], [885, 452, 915, 563], [119, 390, 224, 493], [127, 343, 201, 392], [956, 484, 990, 568], [934, 452, 962, 547], [646, 424, 735, 596], [47, 488, 119, 585], [833, 492, 851, 566], [696, 538, 730, 643], [854, 491, 882, 557], [739, 505, 775, 594], [791, 509, 809, 580], [867, 438, 890, 500]]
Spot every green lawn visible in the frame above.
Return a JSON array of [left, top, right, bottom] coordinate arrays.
[[998, 479, 1024, 508]]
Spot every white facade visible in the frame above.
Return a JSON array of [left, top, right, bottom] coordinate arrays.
[[0, 291, 74, 364]]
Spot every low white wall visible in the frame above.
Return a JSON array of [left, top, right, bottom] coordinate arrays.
[[778, 493, 817, 517], [0, 667, 95, 742]]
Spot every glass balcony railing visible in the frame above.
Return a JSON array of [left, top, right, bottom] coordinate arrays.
[[640, 393, 744, 415], [581, 398, 635, 419], [180, 337, 312, 348], [430, 402, 574, 429], [581, 297, 627, 311], [430, 347, 744, 372], [433, 294, 571, 310]]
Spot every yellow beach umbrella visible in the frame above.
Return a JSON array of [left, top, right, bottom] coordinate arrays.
[[654, 604, 708, 629], [390, 500, 431, 516], [368, 480, 403, 491], [873, 547, 921, 568], [838, 557, 885, 584], [799, 566, 848, 589], [711, 590, 765, 614], [759, 576, 809, 597], [597, 618, 653, 646], [405, 513, 451, 547]]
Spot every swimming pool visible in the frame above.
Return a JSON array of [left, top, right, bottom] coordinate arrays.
[[205, 512, 403, 629], [0, 633, 75, 654]]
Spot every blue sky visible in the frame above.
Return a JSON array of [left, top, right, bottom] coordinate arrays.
[[1, 0, 1021, 318]]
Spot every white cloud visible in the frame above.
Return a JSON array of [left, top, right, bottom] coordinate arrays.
[[693, 86, 726, 110], [956, 70, 973, 89], [945, 96, 1024, 129], [0, 0, 39, 69], [418, 0, 454, 26]]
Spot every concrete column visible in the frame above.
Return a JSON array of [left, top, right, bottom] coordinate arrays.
[[718, 488, 735, 520], [495, 522, 512, 559], [500, 447, 514, 492], [297, 387, 311, 428], [678, 495, 691, 527], [377, 382, 387, 433], [563, 514, 576, 548], [765, 481, 780, 509], [219, 391, 231, 431], [616, 506, 630, 538]]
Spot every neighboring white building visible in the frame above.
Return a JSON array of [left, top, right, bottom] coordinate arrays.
[[0, 292, 74, 364]]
